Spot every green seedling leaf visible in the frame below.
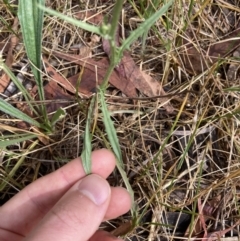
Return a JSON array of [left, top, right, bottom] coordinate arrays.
[[81, 96, 96, 174], [108, 0, 124, 38], [121, 0, 174, 52], [50, 108, 66, 127], [0, 134, 37, 148], [0, 99, 41, 128], [18, 0, 46, 116], [98, 88, 136, 214], [38, 5, 101, 35]]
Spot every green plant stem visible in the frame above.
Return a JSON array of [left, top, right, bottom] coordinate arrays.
[[100, 62, 116, 90], [109, 0, 124, 38], [100, 0, 124, 89]]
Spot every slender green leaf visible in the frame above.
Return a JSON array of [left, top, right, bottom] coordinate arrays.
[[141, 0, 161, 52], [121, 0, 174, 52], [0, 16, 18, 35], [38, 5, 101, 35], [99, 88, 135, 213], [81, 96, 97, 174], [99, 88, 122, 166], [0, 139, 39, 191], [0, 99, 41, 127], [18, 0, 46, 113], [18, 0, 44, 78], [0, 61, 38, 116], [0, 134, 37, 148]]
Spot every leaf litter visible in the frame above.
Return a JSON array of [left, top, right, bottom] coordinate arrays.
[[180, 26, 240, 74], [1, 1, 240, 241]]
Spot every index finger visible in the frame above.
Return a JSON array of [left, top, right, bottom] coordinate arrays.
[[0, 149, 116, 235]]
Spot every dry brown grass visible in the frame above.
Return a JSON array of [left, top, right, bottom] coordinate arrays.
[[1, 0, 240, 240]]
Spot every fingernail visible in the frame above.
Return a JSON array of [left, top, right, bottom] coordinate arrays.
[[78, 174, 110, 206]]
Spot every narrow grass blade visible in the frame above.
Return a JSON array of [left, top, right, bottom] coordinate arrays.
[[0, 61, 38, 116], [141, 0, 160, 52], [224, 86, 240, 92], [99, 88, 136, 214], [0, 134, 37, 148], [0, 99, 41, 127], [3, 0, 16, 15], [81, 96, 96, 174], [121, 0, 174, 52], [38, 5, 101, 35], [0, 16, 18, 35], [99, 88, 123, 166], [0, 139, 38, 191], [18, 0, 46, 113]]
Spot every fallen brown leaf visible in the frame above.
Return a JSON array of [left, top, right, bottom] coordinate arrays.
[[43, 79, 74, 113], [0, 17, 19, 93], [68, 68, 98, 97], [43, 57, 76, 95], [70, 34, 100, 58], [111, 220, 133, 237], [44, 53, 98, 98], [103, 37, 174, 112], [50, 50, 138, 97], [16, 63, 74, 132], [180, 27, 240, 74]]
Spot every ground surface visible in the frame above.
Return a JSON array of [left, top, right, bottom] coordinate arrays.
[[1, 0, 240, 240]]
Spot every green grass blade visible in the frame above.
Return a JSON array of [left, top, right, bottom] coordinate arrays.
[[99, 88, 123, 166], [3, 0, 16, 15], [81, 96, 97, 174], [99, 88, 136, 214], [0, 61, 38, 116], [0, 139, 39, 191], [18, 0, 46, 111], [0, 16, 18, 35], [38, 5, 101, 35], [0, 134, 37, 148], [0, 99, 41, 127], [224, 86, 240, 92], [121, 0, 174, 52], [140, 0, 160, 52]]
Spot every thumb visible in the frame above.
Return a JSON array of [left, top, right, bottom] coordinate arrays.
[[24, 174, 111, 241]]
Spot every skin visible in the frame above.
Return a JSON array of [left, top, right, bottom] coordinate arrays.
[[0, 149, 131, 241]]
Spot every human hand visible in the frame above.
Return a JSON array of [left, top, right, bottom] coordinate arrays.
[[0, 149, 131, 241]]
